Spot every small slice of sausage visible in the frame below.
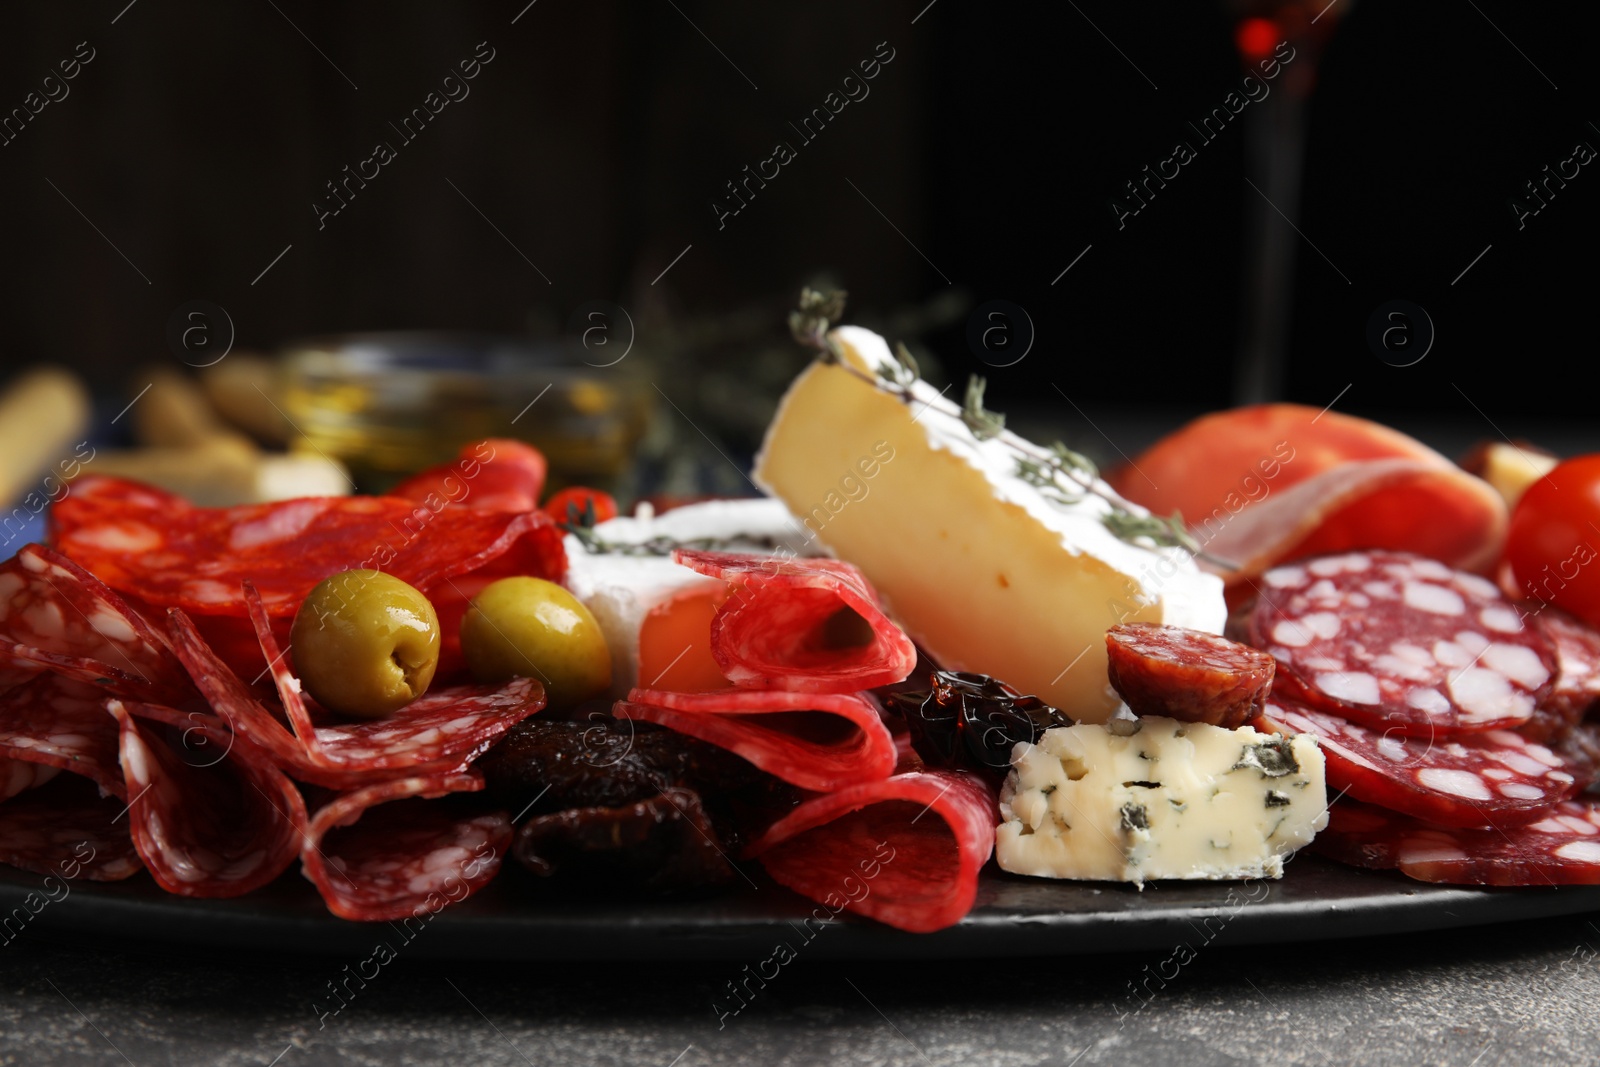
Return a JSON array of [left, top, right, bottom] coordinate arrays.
[[1105, 622, 1275, 728]]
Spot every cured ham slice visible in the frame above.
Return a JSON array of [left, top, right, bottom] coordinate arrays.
[[50, 475, 566, 678], [390, 439, 548, 513], [1106, 405, 1505, 605], [0, 674, 128, 801], [617, 688, 897, 792], [1258, 700, 1576, 828], [745, 768, 997, 933], [1314, 796, 1600, 886], [0, 543, 190, 703], [301, 772, 510, 921], [671, 549, 917, 693], [110, 701, 305, 897], [0, 774, 142, 881], [1249, 551, 1553, 735]]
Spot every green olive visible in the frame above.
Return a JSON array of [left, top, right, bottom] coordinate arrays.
[[289, 570, 440, 719], [460, 576, 611, 708]]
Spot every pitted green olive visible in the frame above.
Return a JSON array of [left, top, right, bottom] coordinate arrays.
[[289, 570, 440, 719], [460, 576, 611, 708]]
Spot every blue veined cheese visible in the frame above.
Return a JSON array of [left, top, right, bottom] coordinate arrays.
[[996, 718, 1327, 885], [754, 325, 1225, 722]]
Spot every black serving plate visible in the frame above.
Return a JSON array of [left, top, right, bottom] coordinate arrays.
[[5, 856, 1599, 961]]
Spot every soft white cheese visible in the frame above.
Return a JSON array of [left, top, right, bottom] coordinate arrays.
[[562, 498, 818, 692], [996, 718, 1328, 886], [754, 325, 1226, 721]]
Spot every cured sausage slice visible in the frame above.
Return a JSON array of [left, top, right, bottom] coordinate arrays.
[[671, 549, 916, 693], [0, 544, 190, 703], [0, 774, 142, 882], [301, 772, 510, 921], [1314, 796, 1600, 886], [390, 439, 547, 513], [1106, 622, 1275, 728], [1533, 608, 1600, 726], [1250, 551, 1553, 735], [110, 701, 305, 897], [0, 759, 59, 802], [1257, 700, 1576, 828], [744, 768, 997, 933], [0, 674, 127, 801], [618, 688, 897, 792]]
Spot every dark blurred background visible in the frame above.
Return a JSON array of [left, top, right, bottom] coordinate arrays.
[[2, 0, 1595, 446]]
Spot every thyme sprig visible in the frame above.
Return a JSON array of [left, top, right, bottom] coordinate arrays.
[[786, 288, 1238, 571], [557, 499, 785, 557]]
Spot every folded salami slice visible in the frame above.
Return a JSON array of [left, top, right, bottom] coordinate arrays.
[[0, 674, 128, 801], [0, 544, 190, 703], [1257, 700, 1576, 828], [671, 549, 916, 693], [1314, 796, 1600, 886], [301, 773, 511, 921], [390, 439, 547, 513], [0, 759, 59, 801], [1250, 551, 1554, 735], [109, 701, 306, 897], [51, 475, 566, 677], [744, 768, 997, 933], [245, 587, 545, 773], [1533, 608, 1600, 725], [1106, 622, 1275, 728], [0, 774, 142, 881], [617, 688, 897, 792]]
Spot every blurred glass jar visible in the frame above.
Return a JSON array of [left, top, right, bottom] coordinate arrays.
[[281, 332, 652, 496]]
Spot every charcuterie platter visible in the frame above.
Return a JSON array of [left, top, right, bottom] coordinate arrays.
[[3, 290, 1600, 957]]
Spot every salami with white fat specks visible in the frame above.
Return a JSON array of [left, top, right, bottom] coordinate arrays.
[[0, 674, 127, 801], [1314, 796, 1600, 886], [301, 773, 510, 921], [0, 544, 191, 703], [110, 701, 305, 896], [1106, 622, 1275, 728], [0, 774, 142, 881], [1258, 699, 1576, 828], [1532, 608, 1600, 726], [1249, 551, 1554, 736]]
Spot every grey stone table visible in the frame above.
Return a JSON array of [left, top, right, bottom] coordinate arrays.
[[2, 909, 1597, 1067]]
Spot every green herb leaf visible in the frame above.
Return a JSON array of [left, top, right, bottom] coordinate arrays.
[[961, 375, 1006, 441]]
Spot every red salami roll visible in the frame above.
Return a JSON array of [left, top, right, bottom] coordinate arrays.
[[0, 674, 128, 801], [1258, 699, 1576, 828], [1106, 622, 1275, 728], [617, 688, 897, 792], [0, 774, 142, 882], [0, 543, 191, 703], [1314, 796, 1600, 886], [671, 549, 916, 693], [745, 768, 997, 933], [301, 772, 511, 921], [390, 439, 547, 513], [110, 701, 306, 897], [1250, 551, 1554, 736]]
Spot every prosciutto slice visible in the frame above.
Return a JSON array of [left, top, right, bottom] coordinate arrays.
[[301, 772, 511, 921], [617, 688, 897, 792], [745, 768, 997, 933], [110, 700, 305, 897], [671, 549, 917, 693]]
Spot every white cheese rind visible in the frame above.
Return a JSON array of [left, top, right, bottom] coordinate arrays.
[[753, 325, 1226, 721], [562, 498, 816, 692], [996, 719, 1328, 886]]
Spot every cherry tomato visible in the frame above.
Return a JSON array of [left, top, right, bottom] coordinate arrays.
[[543, 486, 619, 527], [1506, 455, 1600, 625]]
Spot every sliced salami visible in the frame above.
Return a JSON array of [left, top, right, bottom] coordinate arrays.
[[1314, 796, 1600, 886], [1250, 551, 1554, 735], [744, 768, 997, 933], [390, 439, 547, 513], [0, 674, 128, 801], [1532, 608, 1600, 725], [0, 759, 59, 801], [618, 688, 897, 792], [1257, 699, 1576, 828], [0, 543, 191, 703], [109, 701, 305, 896], [0, 774, 142, 881], [301, 773, 510, 921], [671, 549, 917, 693], [1106, 622, 1275, 728]]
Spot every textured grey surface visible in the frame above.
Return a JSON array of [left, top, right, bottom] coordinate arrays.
[[3, 912, 1600, 1066]]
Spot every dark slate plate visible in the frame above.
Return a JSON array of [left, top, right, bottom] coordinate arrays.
[[5, 856, 1599, 960]]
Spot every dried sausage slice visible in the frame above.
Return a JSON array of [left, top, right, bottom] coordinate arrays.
[[1106, 622, 1275, 728], [0, 774, 142, 882], [0, 674, 127, 801], [1257, 699, 1576, 828], [1250, 551, 1554, 735]]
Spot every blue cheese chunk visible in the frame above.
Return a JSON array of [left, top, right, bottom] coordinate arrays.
[[996, 718, 1327, 886]]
